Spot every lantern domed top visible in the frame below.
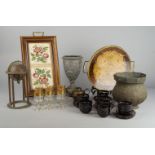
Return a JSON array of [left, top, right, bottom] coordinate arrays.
[[7, 61, 27, 75]]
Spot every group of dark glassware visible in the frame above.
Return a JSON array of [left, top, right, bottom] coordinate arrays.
[[73, 87, 136, 119]]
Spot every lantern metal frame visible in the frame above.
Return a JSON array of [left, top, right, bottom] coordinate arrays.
[[7, 72, 31, 109]]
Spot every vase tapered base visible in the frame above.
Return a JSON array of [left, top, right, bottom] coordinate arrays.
[[66, 86, 82, 97]]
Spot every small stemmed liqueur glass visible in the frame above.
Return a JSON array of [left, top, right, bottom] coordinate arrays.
[[33, 88, 44, 110], [44, 86, 56, 109], [56, 85, 65, 108]]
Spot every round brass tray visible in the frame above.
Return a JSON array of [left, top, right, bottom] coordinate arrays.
[[86, 45, 131, 90]]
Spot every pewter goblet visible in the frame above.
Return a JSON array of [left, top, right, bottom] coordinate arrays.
[[63, 55, 83, 96]]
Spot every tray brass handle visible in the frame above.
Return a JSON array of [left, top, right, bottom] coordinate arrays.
[[83, 61, 89, 73], [33, 32, 44, 36]]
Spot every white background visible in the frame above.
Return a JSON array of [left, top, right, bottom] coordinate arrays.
[[0, 0, 155, 155]]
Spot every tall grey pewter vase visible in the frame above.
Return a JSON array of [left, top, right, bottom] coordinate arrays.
[[63, 55, 83, 96]]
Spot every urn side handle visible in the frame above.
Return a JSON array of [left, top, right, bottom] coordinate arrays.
[[83, 61, 89, 73]]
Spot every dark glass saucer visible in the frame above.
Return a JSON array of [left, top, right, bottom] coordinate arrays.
[[115, 110, 136, 119]]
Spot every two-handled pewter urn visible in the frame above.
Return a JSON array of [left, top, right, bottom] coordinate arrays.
[[6, 61, 31, 109]]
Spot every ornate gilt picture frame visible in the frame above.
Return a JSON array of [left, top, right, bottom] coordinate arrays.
[[21, 36, 60, 96]]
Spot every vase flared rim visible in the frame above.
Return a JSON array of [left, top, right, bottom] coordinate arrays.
[[63, 55, 83, 60]]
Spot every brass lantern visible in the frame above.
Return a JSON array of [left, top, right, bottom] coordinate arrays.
[[6, 61, 31, 109]]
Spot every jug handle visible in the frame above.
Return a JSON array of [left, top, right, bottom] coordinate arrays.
[[91, 86, 97, 95], [85, 88, 90, 95], [83, 61, 89, 73]]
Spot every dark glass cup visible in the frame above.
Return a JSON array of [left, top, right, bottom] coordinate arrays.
[[118, 101, 133, 115]]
